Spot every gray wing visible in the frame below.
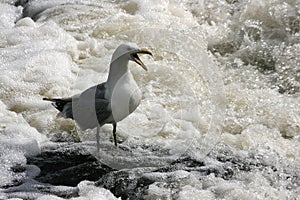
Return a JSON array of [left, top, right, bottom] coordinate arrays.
[[71, 82, 112, 130]]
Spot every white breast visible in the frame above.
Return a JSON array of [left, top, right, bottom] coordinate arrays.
[[108, 72, 142, 122]]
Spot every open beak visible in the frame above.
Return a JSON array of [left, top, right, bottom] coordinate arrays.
[[132, 49, 153, 71]]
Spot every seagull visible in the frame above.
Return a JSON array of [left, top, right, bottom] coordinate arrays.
[[43, 44, 152, 151]]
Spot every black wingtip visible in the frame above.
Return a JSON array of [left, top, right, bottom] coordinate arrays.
[[43, 97, 54, 102], [43, 97, 62, 102]]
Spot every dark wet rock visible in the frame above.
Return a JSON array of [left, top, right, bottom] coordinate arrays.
[[154, 156, 205, 173], [95, 156, 204, 199], [10, 163, 27, 173], [27, 143, 113, 186], [96, 168, 155, 199], [97, 168, 194, 199], [14, 0, 29, 7], [36, 184, 79, 199], [16, 0, 69, 20], [1, 178, 24, 190]]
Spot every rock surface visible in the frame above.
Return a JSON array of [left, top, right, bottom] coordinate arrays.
[[2, 142, 299, 199], [27, 143, 113, 187]]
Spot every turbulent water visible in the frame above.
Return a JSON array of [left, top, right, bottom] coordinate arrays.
[[0, 0, 299, 199]]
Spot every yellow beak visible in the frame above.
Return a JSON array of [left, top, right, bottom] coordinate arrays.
[[132, 49, 153, 71]]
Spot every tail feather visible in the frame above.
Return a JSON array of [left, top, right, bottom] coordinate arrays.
[[43, 97, 71, 113]]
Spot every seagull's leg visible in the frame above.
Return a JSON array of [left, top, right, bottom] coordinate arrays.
[[113, 123, 117, 147], [96, 125, 100, 152]]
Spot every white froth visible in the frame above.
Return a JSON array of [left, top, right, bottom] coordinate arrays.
[[31, 181, 121, 200], [0, 3, 22, 29], [0, 102, 41, 188], [0, 145, 26, 188], [76, 181, 119, 200], [178, 185, 215, 200], [38, 195, 65, 200], [0, 101, 46, 154]]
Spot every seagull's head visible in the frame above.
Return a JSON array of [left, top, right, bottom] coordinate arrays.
[[112, 44, 153, 71]]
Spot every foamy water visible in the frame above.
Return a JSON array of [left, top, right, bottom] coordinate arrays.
[[0, 0, 299, 199]]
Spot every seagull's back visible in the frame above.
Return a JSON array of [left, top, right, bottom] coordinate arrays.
[[57, 82, 111, 130], [75, 83, 112, 130]]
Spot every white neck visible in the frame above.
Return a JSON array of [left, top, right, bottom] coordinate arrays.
[[106, 57, 137, 101], [107, 57, 129, 88]]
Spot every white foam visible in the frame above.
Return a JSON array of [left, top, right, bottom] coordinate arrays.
[[0, 101, 46, 155], [38, 195, 65, 200], [0, 3, 22, 29], [36, 184, 119, 200], [0, 102, 42, 190], [177, 185, 215, 200], [75, 181, 119, 200], [0, 145, 26, 188], [199, 171, 296, 200], [221, 87, 300, 163]]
